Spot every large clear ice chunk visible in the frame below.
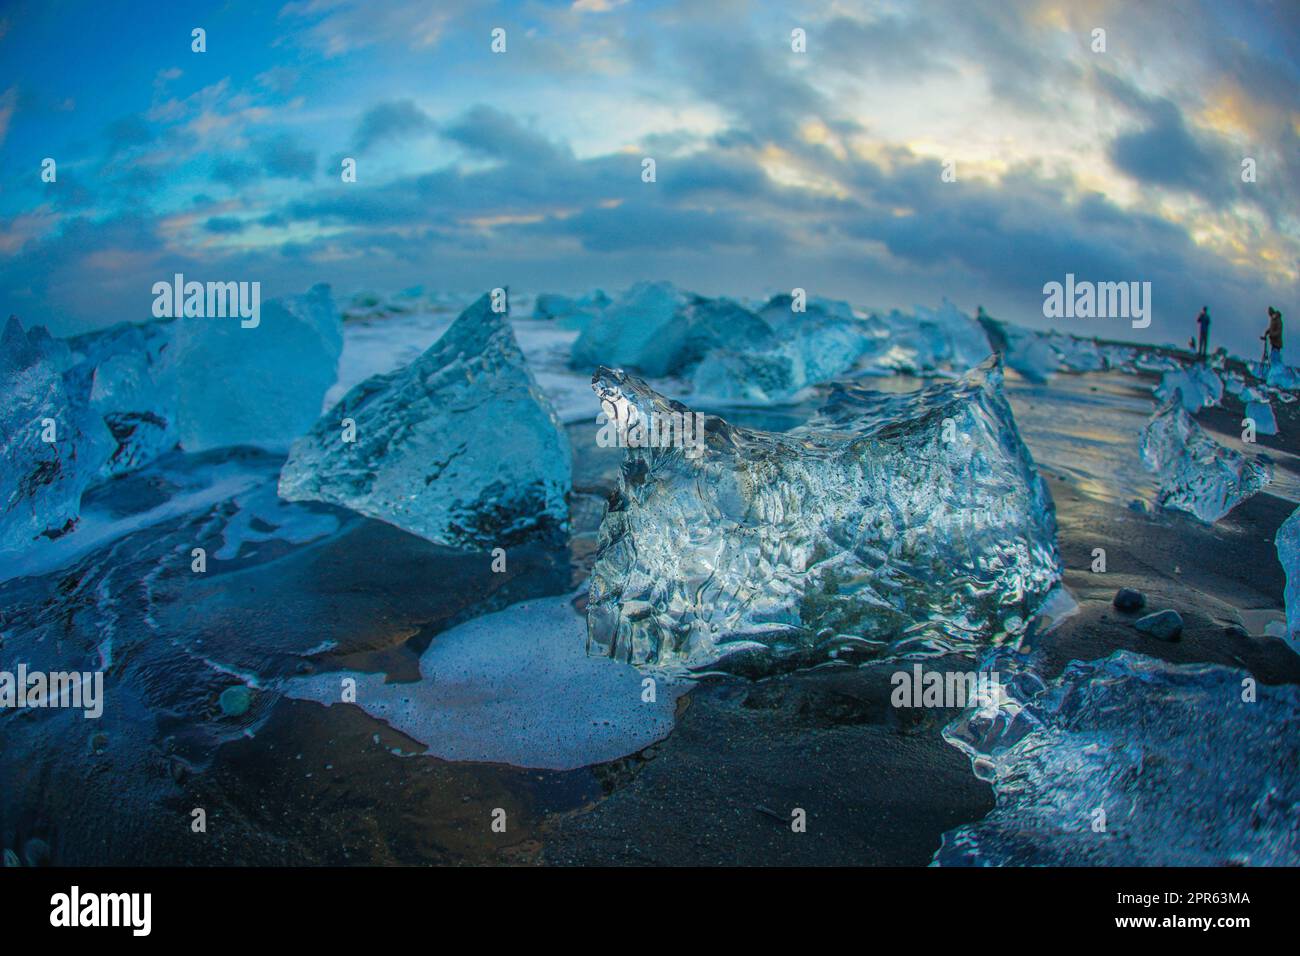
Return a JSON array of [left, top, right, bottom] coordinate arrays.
[[1154, 365, 1223, 411], [170, 284, 342, 452], [279, 294, 571, 550], [0, 316, 109, 554], [936, 650, 1300, 865], [586, 356, 1061, 673], [1139, 398, 1269, 522]]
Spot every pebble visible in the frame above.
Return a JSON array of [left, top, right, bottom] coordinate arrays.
[[219, 685, 252, 718], [1135, 609, 1183, 641], [1113, 587, 1146, 612], [22, 838, 51, 867]]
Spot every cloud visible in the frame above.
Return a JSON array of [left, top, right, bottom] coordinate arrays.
[[204, 216, 246, 234], [255, 133, 316, 180], [278, 0, 475, 56], [1099, 74, 1241, 205], [352, 99, 436, 153]]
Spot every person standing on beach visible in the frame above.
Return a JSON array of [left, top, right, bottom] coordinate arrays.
[[1264, 306, 1284, 366], [1195, 307, 1211, 361]]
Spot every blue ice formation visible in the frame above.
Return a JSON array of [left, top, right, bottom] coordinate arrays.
[[1139, 398, 1270, 522], [0, 316, 107, 554], [936, 650, 1300, 865], [533, 290, 610, 329], [279, 294, 571, 549], [586, 357, 1061, 673], [571, 281, 774, 378]]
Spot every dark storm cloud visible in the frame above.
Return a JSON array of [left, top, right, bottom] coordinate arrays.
[[1097, 73, 1241, 206]]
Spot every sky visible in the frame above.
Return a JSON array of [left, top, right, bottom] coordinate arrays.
[[0, 0, 1297, 357]]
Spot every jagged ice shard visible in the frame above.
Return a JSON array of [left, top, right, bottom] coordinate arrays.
[[586, 357, 1061, 673], [65, 319, 179, 478], [279, 294, 571, 550], [936, 650, 1300, 866], [1275, 506, 1300, 658], [1139, 398, 1270, 523], [0, 316, 107, 554]]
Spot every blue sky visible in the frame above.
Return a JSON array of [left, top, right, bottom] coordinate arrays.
[[0, 0, 1297, 357]]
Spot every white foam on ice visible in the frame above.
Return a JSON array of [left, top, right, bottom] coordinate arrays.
[[280, 594, 691, 770]]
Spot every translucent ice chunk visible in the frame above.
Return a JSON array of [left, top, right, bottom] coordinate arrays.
[[571, 281, 772, 377], [1154, 365, 1223, 411], [1267, 363, 1300, 390], [692, 294, 890, 402], [691, 348, 799, 403], [279, 293, 571, 550], [65, 319, 179, 478], [1275, 506, 1300, 658], [991, 325, 1062, 383], [936, 650, 1300, 865], [0, 316, 110, 554], [533, 289, 609, 329], [586, 357, 1061, 673], [170, 283, 342, 452], [1223, 370, 1268, 403], [1245, 400, 1277, 436], [1139, 398, 1270, 522], [1048, 333, 1106, 372], [868, 301, 992, 376]]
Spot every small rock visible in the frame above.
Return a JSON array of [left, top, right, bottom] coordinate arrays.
[[22, 838, 51, 867], [1135, 609, 1183, 641], [218, 685, 252, 718], [1223, 624, 1248, 639], [1113, 587, 1146, 612]]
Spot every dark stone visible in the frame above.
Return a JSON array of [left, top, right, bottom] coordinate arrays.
[[1113, 587, 1146, 612]]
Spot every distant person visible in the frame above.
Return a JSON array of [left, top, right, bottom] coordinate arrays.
[[1263, 306, 1284, 367], [1195, 307, 1210, 361]]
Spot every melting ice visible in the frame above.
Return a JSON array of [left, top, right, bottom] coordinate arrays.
[[585, 357, 1062, 673], [937, 650, 1300, 866], [1139, 398, 1270, 523], [279, 294, 571, 550]]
